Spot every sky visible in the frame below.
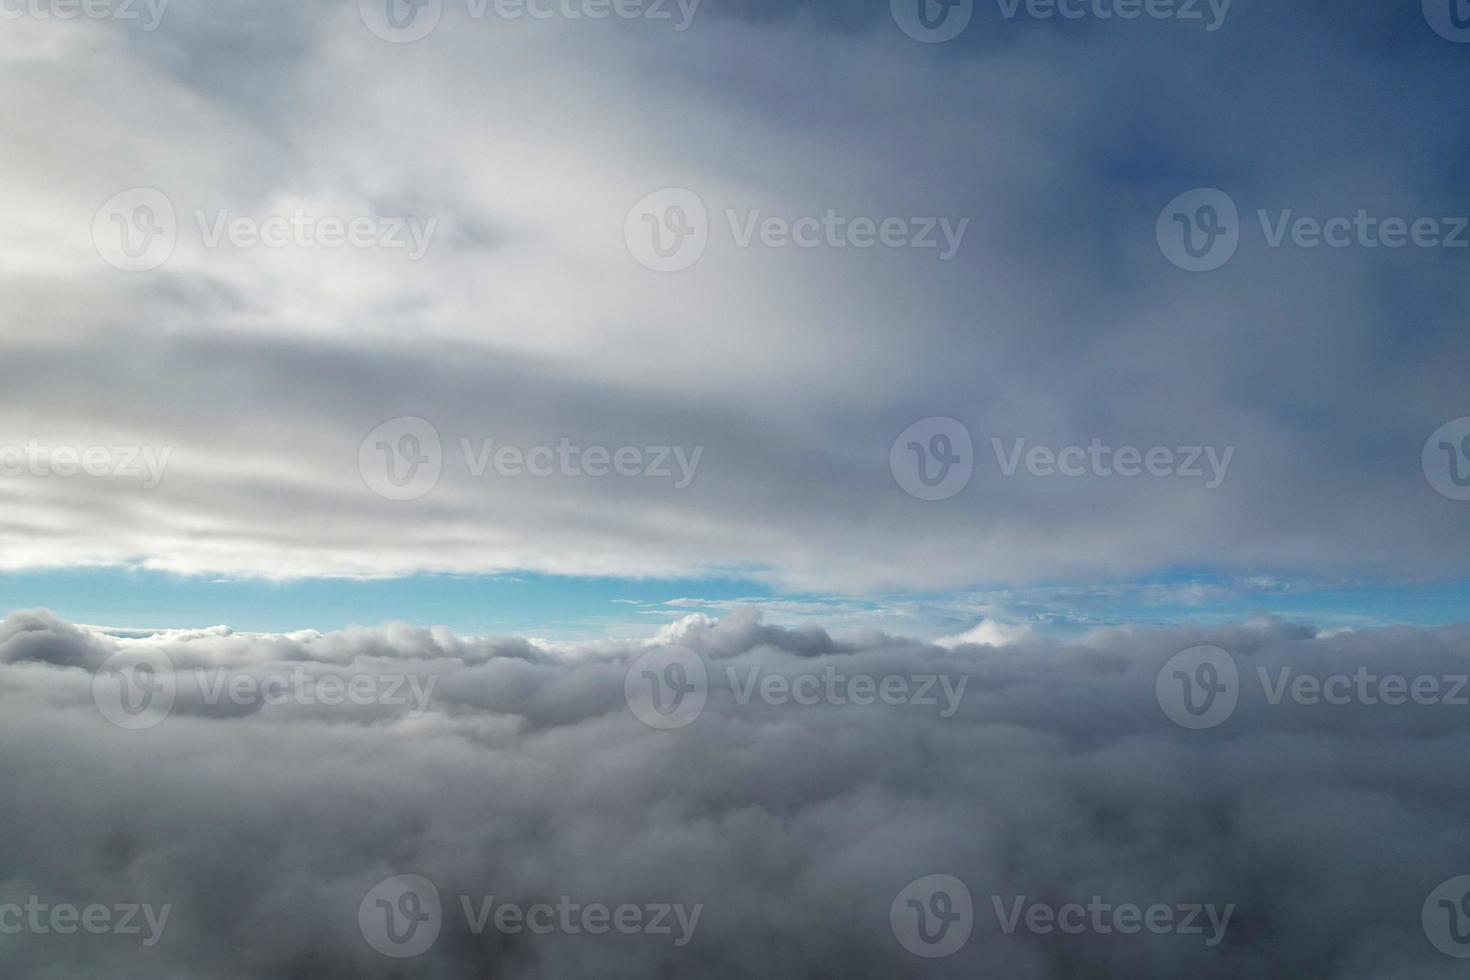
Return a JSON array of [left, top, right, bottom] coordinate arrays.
[[0, 0, 1468, 641], [2, 567, 1469, 638], [5, 1, 1470, 977]]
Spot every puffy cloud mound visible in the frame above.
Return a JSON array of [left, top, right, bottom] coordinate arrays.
[[0, 608, 1468, 977]]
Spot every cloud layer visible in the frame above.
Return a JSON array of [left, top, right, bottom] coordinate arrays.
[[1, 0, 1468, 590], [2, 608, 1469, 976]]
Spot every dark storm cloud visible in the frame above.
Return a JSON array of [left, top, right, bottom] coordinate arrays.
[[1, 608, 1468, 977]]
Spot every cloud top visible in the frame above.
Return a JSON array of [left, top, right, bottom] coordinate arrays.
[[2, 608, 1468, 976]]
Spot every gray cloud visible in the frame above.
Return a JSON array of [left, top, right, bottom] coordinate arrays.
[[1, 608, 1468, 977], [0, 0, 1466, 590]]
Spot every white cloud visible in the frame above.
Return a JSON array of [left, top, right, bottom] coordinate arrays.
[[935, 619, 1032, 648]]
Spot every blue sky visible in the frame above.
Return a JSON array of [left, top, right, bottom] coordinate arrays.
[[6, 567, 1465, 639]]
